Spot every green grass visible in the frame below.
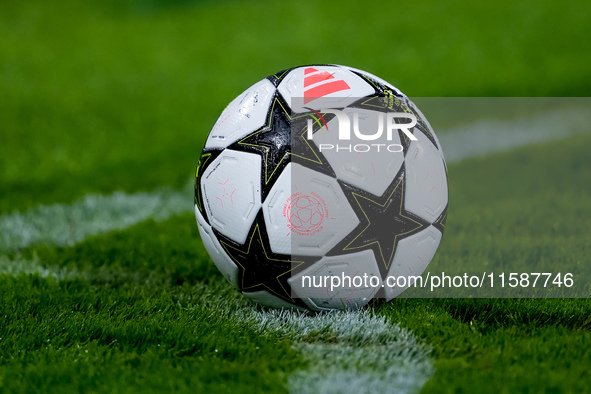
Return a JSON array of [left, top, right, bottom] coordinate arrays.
[[1, 0, 591, 392], [384, 298, 591, 393]]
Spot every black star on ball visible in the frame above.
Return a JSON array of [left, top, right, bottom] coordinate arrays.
[[229, 95, 336, 200], [229, 99, 293, 201], [328, 164, 430, 277], [215, 215, 312, 305]]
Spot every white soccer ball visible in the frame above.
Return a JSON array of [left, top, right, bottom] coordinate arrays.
[[195, 65, 448, 311]]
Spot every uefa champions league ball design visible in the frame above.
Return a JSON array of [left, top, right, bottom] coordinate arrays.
[[195, 65, 448, 311]]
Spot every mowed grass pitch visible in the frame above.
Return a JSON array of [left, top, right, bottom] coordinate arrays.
[[1, 0, 591, 393]]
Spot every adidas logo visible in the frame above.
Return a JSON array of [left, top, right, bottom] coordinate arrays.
[[303, 67, 351, 104]]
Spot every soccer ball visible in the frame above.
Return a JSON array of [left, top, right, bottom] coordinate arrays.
[[194, 65, 448, 311]]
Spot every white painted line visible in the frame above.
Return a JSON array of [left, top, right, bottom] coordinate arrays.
[[0, 254, 74, 280], [440, 106, 591, 163], [246, 309, 433, 394], [0, 182, 193, 252]]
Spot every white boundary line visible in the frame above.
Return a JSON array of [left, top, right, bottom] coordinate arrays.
[[438, 105, 591, 163], [0, 254, 74, 280], [248, 310, 433, 394], [0, 182, 193, 253]]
